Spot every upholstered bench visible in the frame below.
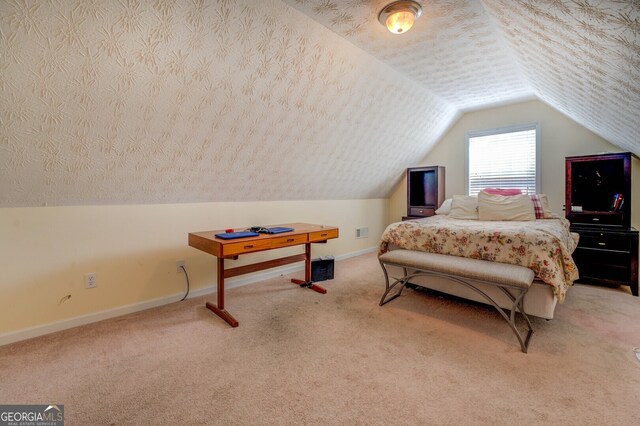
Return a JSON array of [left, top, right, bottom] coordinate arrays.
[[378, 250, 535, 353]]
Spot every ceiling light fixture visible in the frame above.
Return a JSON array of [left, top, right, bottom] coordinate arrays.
[[378, 0, 423, 34]]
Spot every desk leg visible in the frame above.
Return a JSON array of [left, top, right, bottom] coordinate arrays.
[[291, 243, 327, 294], [206, 257, 239, 327]]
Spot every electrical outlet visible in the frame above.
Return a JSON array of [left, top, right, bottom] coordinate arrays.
[[84, 273, 97, 289], [176, 260, 185, 273]]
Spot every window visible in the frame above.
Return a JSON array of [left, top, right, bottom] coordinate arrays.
[[466, 123, 539, 196]]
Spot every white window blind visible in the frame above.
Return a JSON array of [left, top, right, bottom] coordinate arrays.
[[466, 124, 538, 196]]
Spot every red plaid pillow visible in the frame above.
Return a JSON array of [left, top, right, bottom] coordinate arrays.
[[530, 194, 545, 219]]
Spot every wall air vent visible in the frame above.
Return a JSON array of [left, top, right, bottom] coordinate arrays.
[[356, 227, 369, 239]]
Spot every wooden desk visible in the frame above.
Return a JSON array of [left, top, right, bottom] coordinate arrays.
[[188, 223, 339, 327]]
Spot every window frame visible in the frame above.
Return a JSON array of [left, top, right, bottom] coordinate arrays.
[[464, 122, 540, 196]]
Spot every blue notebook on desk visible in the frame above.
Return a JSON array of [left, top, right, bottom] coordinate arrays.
[[215, 231, 260, 240], [264, 227, 294, 234]]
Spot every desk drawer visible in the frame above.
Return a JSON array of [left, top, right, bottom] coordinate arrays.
[[271, 234, 307, 249], [309, 229, 338, 242], [224, 239, 272, 255]]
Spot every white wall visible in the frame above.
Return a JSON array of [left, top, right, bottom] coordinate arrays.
[[389, 100, 639, 229], [0, 199, 386, 343]]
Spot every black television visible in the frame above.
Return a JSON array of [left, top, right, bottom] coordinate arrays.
[[565, 152, 632, 228]]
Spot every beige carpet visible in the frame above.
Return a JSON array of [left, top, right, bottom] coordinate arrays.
[[1, 252, 639, 425]]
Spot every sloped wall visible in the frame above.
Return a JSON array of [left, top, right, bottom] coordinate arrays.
[[0, 0, 455, 207]]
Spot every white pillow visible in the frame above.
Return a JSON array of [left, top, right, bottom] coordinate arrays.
[[449, 195, 478, 219], [435, 198, 452, 215], [478, 191, 535, 221]]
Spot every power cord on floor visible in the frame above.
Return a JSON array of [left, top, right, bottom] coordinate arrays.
[[179, 265, 190, 301]]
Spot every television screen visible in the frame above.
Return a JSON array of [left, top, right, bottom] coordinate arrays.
[[571, 158, 625, 212]]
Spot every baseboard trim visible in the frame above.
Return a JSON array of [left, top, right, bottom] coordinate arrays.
[[0, 246, 377, 346]]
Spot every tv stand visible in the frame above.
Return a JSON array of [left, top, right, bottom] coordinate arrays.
[[405, 166, 445, 220]]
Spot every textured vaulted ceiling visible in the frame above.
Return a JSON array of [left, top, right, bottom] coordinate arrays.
[[1, 0, 638, 207], [285, 0, 640, 153], [285, 0, 534, 110]]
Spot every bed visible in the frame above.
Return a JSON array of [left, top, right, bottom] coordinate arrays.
[[379, 214, 579, 319]]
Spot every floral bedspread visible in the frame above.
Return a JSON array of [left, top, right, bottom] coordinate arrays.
[[379, 215, 579, 302]]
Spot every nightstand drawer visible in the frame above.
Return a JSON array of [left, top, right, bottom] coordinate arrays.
[[575, 259, 630, 283], [574, 247, 630, 267], [309, 229, 338, 242], [409, 207, 434, 217], [271, 234, 307, 249], [578, 234, 631, 252], [224, 239, 272, 255]]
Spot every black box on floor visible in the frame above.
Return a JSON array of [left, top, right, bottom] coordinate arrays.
[[311, 256, 334, 282]]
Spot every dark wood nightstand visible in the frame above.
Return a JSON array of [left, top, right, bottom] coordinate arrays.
[[570, 225, 639, 296]]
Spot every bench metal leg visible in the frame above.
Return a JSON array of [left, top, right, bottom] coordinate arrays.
[[379, 262, 410, 306], [498, 287, 534, 353], [379, 261, 534, 353]]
